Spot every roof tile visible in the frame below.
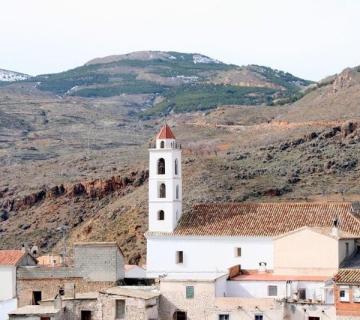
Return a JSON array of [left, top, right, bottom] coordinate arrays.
[[172, 202, 360, 237], [334, 269, 360, 284], [0, 250, 25, 266], [156, 124, 176, 139]]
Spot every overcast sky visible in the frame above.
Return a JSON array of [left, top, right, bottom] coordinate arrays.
[[1, 0, 359, 80]]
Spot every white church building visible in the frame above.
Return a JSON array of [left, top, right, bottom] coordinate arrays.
[[145, 125, 360, 320]]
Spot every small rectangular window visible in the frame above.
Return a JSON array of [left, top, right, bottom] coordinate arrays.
[[255, 315, 263, 320], [268, 285, 277, 297], [235, 247, 241, 257], [176, 251, 184, 264], [298, 288, 306, 300], [219, 315, 229, 320], [339, 286, 350, 302], [115, 300, 125, 319], [186, 286, 194, 299]]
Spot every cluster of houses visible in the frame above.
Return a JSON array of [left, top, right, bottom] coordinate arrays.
[[2, 125, 360, 320]]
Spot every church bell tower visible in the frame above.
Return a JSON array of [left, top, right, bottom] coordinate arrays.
[[148, 125, 182, 233]]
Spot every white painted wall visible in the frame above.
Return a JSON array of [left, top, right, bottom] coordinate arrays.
[[0, 298, 17, 320], [226, 279, 329, 302], [146, 236, 273, 277], [227, 280, 287, 298], [125, 265, 146, 279], [0, 266, 16, 301]]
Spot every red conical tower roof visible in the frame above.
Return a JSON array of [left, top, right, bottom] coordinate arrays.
[[156, 124, 176, 139]]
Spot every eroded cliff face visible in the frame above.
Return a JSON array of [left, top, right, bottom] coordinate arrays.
[[0, 170, 149, 264]]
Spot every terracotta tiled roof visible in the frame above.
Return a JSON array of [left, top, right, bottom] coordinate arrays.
[[334, 269, 360, 284], [172, 202, 360, 237], [156, 124, 175, 139], [0, 250, 25, 266], [231, 270, 329, 282]]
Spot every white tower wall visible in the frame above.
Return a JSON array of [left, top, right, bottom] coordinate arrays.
[[148, 130, 182, 233]]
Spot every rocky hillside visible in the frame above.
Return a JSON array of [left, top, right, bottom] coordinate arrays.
[[1, 57, 360, 264], [0, 69, 30, 82], [29, 51, 312, 116]]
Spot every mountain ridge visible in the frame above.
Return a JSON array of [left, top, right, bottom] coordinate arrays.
[[0, 68, 31, 82], [24, 51, 313, 116]]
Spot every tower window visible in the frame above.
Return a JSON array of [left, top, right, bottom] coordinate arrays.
[[176, 185, 179, 199], [159, 183, 166, 198], [175, 159, 178, 175], [176, 251, 183, 264], [158, 158, 165, 175], [158, 210, 165, 220], [160, 141, 165, 148]]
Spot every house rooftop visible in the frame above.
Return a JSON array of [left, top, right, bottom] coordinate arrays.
[[161, 272, 227, 282], [8, 305, 59, 316], [0, 250, 25, 266], [102, 286, 160, 300], [160, 202, 360, 237], [273, 226, 360, 240], [41, 292, 99, 302], [334, 269, 360, 284], [230, 270, 330, 282]]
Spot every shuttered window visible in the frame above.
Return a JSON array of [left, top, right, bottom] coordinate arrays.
[[186, 286, 194, 299]]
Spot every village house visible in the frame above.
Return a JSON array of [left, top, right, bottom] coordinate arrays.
[[333, 254, 360, 320], [146, 125, 360, 320], [0, 250, 37, 320], [8, 286, 160, 320], [16, 242, 124, 307], [8, 241, 161, 320]]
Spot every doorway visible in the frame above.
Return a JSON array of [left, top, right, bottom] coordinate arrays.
[[81, 311, 92, 320], [32, 291, 42, 305], [173, 311, 187, 320]]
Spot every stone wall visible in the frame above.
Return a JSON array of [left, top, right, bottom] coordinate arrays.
[[159, 280, 217, 319], [159, 279, 284, 320], [17, 278, 115, 307], [74, 243, 125, 282]]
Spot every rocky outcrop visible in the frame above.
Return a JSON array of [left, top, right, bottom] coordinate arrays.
[[333, 68, 356, 93], [0, 170, 149, 212]]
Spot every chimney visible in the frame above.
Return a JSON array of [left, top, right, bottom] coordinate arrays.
[[331, 218, 339, 237], [21, 243, 29, 253], [258, 262, 267, 273], [54, 294, 62, 310]]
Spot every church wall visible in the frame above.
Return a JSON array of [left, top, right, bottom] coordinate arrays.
[[146, 236, 273, 277], [274, 228, 340, 276]]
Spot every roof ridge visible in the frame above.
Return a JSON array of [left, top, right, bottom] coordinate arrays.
[[193, 202, 352, 206]]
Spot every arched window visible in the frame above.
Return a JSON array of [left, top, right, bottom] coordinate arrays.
[[160, 141, 165, 149], [159, 183, 166, 198], [176, 185, 179, 199], [175, 159, 178, 175], [158, 210, 165, 220], [157, 158, 165, 175]]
